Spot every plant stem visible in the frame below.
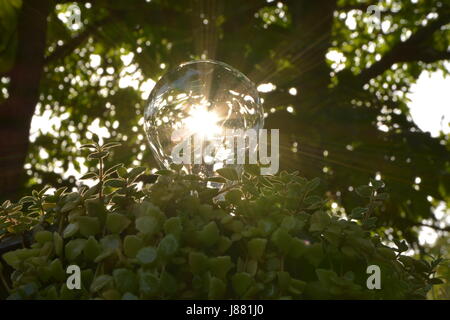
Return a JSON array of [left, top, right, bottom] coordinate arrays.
[[0, 271, 11, 293], [58, 214, 65, 235], [216, 182, 242, 196], [99, 158, 104, 199], [363, 190, 376, 224], [21, 234, 26, 248]]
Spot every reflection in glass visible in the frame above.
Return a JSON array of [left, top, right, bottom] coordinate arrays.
[[144, 60, 264, 178]]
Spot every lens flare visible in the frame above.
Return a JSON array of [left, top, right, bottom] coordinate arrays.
[[144, 60, 264, 177]]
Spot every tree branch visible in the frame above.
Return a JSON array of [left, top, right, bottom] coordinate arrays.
[[333, 11, 450, 95], [351, 12, 450, 87], [0, 0, 51, 198], [414, 222, 450, 233], [336, 1, 378, 12], [44, 16, 111, 64], [54, 0, 91, 3]]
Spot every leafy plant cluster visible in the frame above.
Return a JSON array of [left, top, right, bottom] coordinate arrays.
[[0, 140, 445, 300]]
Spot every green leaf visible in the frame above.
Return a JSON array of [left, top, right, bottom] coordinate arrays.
[[169, 163, 183, 171], [199, 189, 219, 200], [2, 251, 20, 268], [83, 184, 100, 199], [122, 292, 138, 300], [362, 216, 377, 229], [430, 278, 444, 285], [209, 256, 232, 279], [127, 167, 147, 181], [244, 164, 261, 176], [102, 142, 122, 150], [158, 234, 179, 257], [34, 231, 53, 244], [355, 185, 374, 198], [350, 207, 368, 219], [42, 202, 56, 210], [412, 259, 430, 273], [163, 217, 182, 236], [65, 239, 87, 261], [304, 195, 324, 209], [138, 271, 159, 297], [117, 167, 128, 179], [247, 238, 267, 260], [217, 236, 232, 254], [206, 176, 227, 183], [88, 151, 108, 159], [80, 172, 98, 180], [94, 249, 115, 263], [160, 271, 177, 295], [136, 247, 157, 265], [232, 272, 253, 296], [49, 259, 65, 281], [100, 235, 121, 251], [309, 210, 331, 232], [53, 232, 63, 257], [63, 222, 79, 238], [61, 200, 79, 213], [353, 237, 374, 252], [77, 216, 101, 236], [281, 216, 296, 231], [155, 169, 172, 175], [135, 215, 158, 235], [370, 179, 385, 189], [80, 144, 97, 150], [85, 199, 106, 223], [278, 271, 291, 290], [104, 179, 126, 188], [124, 235, 143, 258], [106, 213, 131, 234], [377, 247, 396, 260], [375, 192, 389, 201], [19, 196, 35, 204], [188, 251, 210, 274], [246, 259, 258, 276], [113, 268, 138, 294], [208, 277, 226, 299], [271, 228, 293, 254], [198, 221, 220, 247], [398, 255, 415, 269], [305, 243, 324, 267], [393, 239, 408, 252], [341, 246, 358, 259], [316, 269, 338, 287], [225, 189, 243, 203], [289, 279, 306, 296], [216, 167, 239, 181], [288, 237, 307, 259], [84, 236, 100, 261], [104, 164, 124, 178], [38, 186, 51, 197], [90, 275, 113, 293], [305, 177, 320, 192]]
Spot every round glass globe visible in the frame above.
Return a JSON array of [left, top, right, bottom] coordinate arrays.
[[144, 60, 264, 177]]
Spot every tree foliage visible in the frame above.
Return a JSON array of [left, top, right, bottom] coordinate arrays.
[[0, 0, 449, 252]]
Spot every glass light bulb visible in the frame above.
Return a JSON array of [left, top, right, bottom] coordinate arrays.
[[144, 60, 264, 178]]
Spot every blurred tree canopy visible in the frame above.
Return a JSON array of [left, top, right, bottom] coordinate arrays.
[[0, 0, 449, 250]]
